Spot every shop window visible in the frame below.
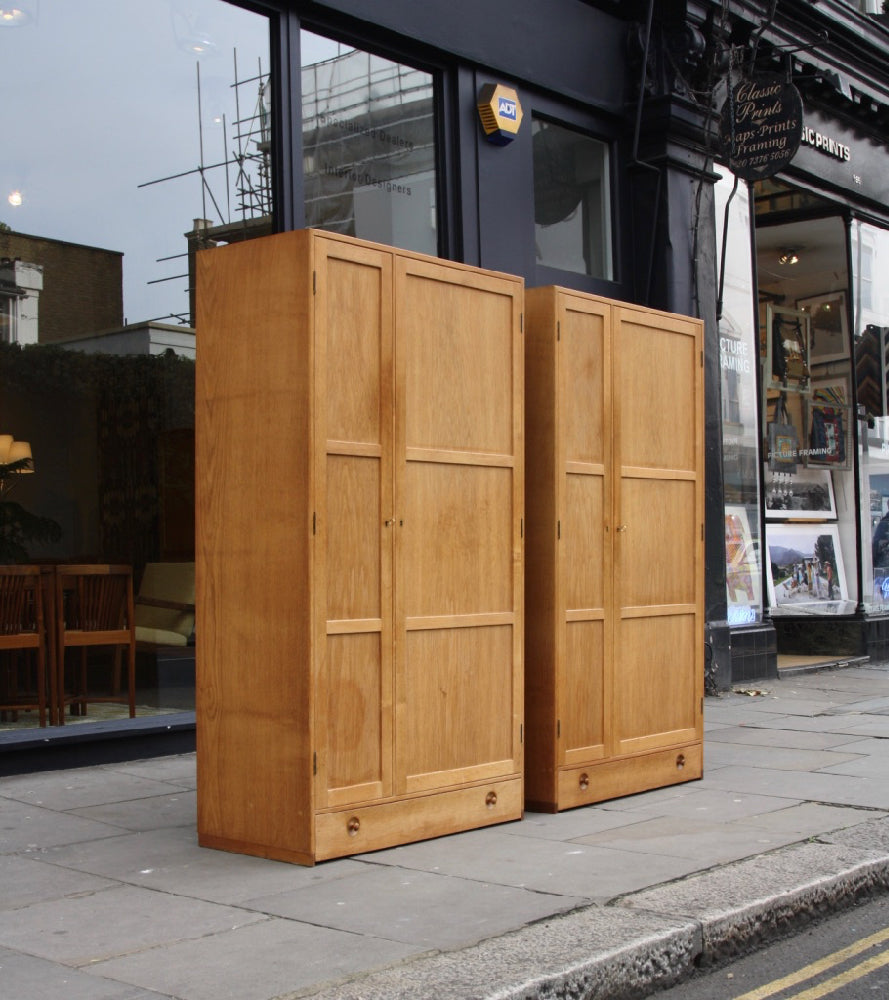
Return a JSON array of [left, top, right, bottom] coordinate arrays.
[[754, 210, 858, 619], [301, 31, 438, 256], [0, 1, 270, 732], [532, 117, 613, 279]]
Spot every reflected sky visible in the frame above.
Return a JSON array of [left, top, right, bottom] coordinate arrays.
[[0, 0, 269, 326]]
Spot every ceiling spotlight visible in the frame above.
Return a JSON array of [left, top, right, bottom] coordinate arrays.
[[778, 248, 801, 265]]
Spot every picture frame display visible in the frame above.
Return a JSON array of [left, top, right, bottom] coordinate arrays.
[[765, 467, 836, 520], [766, 523, 847, 608], [797, 291, 849, 366]]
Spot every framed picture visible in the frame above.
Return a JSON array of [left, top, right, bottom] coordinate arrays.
[[797, 291, 849, 365], [725, 505, 762, 619], [766, 523, 847, 608], [763, 304, 811, 392], [765, 467, 836, 520]]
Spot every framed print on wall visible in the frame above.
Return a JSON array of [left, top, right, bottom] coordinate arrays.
[[765, 467, 836, 520], [766, 523, 847, 609], [797, 291, 849, 365]]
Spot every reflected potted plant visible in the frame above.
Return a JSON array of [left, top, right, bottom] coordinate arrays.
[[0, 453, 62, 564]]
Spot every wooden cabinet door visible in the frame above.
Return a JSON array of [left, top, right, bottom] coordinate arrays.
[[394, 256, 523, 795], [558, 294, 611, 768], [313, 238, 395, 809], [612, 306, 704, 757]]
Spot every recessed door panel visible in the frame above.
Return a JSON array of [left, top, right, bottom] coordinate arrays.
[[617, 316, 698, 475], [614, 614, 699, 754], [325, 632, 386, 806], [399, 261, 516, 456], [562, 303, 607, 467], [562, 619, 606, 764], [400, 624, 515, 791], [617, 478, 698, 610], [401, 462, 514, 618], [564, 472, 604, 611], [326, 455, 382, 622], [325, 254, 388, 446]]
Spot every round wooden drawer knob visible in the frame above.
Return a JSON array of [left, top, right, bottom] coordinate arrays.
[[578, 772, 590, 790], [485, 790, 498, 808], [347, 816, 361, 836]]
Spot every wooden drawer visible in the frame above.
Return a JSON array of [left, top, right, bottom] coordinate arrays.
[[543, 743, 703, 814], [315, 776, 523, 862]]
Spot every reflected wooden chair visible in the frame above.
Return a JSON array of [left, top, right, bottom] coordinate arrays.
[[55, 564, 136, 723], [0, 565, 48, 727]]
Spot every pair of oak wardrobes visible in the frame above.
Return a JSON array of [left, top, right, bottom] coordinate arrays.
[[196, 230, 703, 865]]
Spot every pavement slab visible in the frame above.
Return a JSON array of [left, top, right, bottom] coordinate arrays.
[[242, 866, 585, 949], [89, 916, 426, 1000], [0, 946, 159, 1000]]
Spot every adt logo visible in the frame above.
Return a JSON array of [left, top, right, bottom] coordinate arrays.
[[498, 97, 517, 121], [477, 83, 523, 144]]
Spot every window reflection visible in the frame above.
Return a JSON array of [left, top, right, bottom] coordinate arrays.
[[0, 0, 270, 730], [532, 117, 612, 279], [301, 30, 438, 256], [716, 174, 763, 625]]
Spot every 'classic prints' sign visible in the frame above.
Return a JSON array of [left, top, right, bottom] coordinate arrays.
[[719, 73, 803, 181]]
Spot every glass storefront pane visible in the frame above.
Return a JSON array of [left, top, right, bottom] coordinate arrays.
[[532, 117, 612, 279], [715, 173, 763, 625], [754, 212, 858, 616], [853, 221, 889, 611], [0, 1, 270, 731], [301, 31, 438, 256]]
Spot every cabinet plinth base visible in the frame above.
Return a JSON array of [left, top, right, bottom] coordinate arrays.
[[200, 776, 523, 866], [526, 743, 703, 814]]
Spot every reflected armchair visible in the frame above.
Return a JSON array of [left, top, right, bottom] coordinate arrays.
[[135, 561, 195, 650]]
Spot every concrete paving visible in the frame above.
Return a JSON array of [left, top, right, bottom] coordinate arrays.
[[2, 661, 889, 1000]]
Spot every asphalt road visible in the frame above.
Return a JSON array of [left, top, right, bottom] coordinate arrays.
[[646, 895, 889, 1000]]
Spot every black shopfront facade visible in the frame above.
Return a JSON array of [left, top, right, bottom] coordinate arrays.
[[713, 3, 889, 681], [5, 0, 889, 767]]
